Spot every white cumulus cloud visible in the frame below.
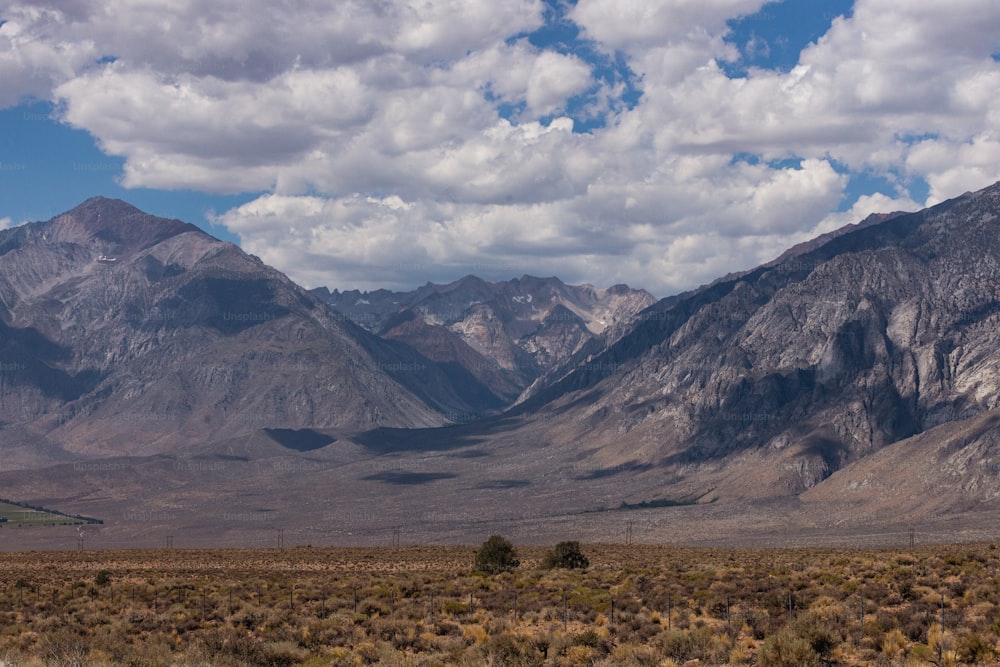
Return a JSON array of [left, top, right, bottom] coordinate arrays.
[[2, 0, 1000, 296]]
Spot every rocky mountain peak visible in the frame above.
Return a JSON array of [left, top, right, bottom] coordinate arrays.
[[313, 274, 656, 405], [45, 197, 202, 256], [0, 198, 510, 457]]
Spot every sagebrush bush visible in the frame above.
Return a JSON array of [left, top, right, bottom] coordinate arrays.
[[482, 632, 543, 667], [956, 632, 996, 665], [658, 626, 716, 663], [790, 612, 842, 656], [757, 629, 820, 667]]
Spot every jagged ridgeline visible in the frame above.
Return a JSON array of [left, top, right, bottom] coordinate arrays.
[[311, 275, 655, 407]]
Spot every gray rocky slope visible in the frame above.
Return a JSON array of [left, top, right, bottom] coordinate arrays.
[[0, 198, 498, 460], [516, 182, 1000, 509], [312, 276, 655, 407]]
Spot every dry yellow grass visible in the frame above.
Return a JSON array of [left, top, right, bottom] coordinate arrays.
[[0, 542, 999, 665]]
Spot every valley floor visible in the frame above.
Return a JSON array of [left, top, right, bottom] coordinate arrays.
[[1, 543, 1000, 665], [2, 497, 999, 553]]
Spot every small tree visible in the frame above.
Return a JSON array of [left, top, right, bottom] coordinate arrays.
[[542, 541, 589, 570], [474, 535, 520, 574]]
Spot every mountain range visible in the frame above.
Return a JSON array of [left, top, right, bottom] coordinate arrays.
[[2, 185, 1000, 549], [311, 275, 655, 406], [0, 197, 504, 462]]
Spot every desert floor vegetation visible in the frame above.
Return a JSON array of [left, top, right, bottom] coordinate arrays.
[[1, 542, 1000, 665]]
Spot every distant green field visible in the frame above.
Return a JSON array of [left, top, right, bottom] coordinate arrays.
[[0, 500, 101, 527]]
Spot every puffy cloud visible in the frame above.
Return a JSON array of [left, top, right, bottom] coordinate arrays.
[[55, 64, 375, 192], [3, 0, 1000, 296], [906, 134, 1000, 204], [523, 51, 594, 118], [812, 191, 922, 238], [215, 155, 848, 293], [570, 0, 767, 53], [2, 0, 545, 87], [0, 7, 98, 106], [595, 0, 1000, 175]]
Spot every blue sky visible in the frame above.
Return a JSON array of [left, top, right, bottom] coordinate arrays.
[[722, 0, 854, 76], [0, 102, 250, 243], [2, 0, 999, 295]]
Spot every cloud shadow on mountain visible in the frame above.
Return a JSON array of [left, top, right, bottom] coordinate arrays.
[[352, 416, 521, 455], [362, 471, 458, 485], [264, 428, 336, 452]]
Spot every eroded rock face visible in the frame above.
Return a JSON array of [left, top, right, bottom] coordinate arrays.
[[529, 183, 1000, 495], [0, 198, 488, 458], [313, 275, 656, 405]]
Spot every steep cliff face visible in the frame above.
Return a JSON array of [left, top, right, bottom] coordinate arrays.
[[0, 198, 483, 457], [526, 184, 1000, 496], [313, 275, 656, 405]]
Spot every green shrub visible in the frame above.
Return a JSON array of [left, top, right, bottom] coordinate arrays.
[[542, 541, 590, 570], [474, 535, 520, 575], [444, 601, 469, 615]]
